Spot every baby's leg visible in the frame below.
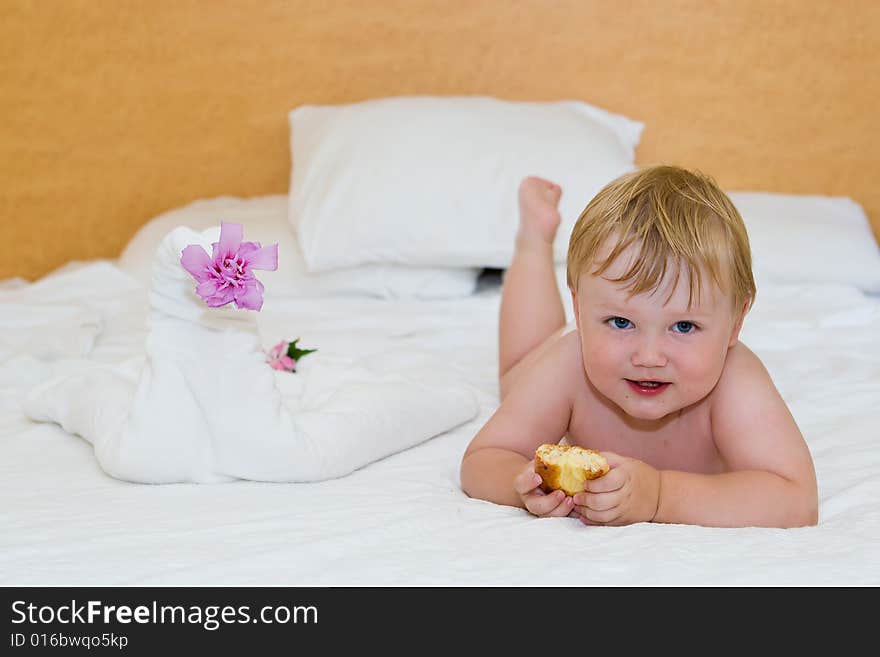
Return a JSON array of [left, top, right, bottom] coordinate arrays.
[[498, 177, 566, 399]]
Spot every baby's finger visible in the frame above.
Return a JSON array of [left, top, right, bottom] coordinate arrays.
[[514, 462, 543, 495], [600, 451, 627, 469], [580, 506, 621, 525], [525, 489, 569, 517], [573, 490, 619, 512], [542, 494, 575, 518], [577, 512, 603, 526], [585, 467, 625, 493]]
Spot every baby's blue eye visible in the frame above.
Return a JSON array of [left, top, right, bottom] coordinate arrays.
[[609, 317, 633, 330], [673, 321, 695, 334]]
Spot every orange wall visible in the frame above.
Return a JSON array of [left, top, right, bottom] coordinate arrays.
[[2, 0, 878, 280]]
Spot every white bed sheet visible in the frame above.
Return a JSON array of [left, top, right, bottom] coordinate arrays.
[[1, 261, 879, 585]]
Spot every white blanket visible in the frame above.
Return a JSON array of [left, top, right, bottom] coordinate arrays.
[[21, 227, 478, 484]]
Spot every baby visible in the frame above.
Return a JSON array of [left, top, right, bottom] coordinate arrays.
[[460, 165, 818, 528]]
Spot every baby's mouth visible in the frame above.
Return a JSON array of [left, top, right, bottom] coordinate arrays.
[[625, 379, 671, 394]]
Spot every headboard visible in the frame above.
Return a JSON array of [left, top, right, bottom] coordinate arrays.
[[4, 0, 878, 281]]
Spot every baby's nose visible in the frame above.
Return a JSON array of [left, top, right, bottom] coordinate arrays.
[[631, 337, 667, 368]]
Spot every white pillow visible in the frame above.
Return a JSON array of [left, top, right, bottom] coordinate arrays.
[[117, 196, 480, 299], [728, 192, 880, 293], [289, 95, 643, 271]]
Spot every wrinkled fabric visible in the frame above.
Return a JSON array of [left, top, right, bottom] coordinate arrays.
[[22, 226, 478, 484]]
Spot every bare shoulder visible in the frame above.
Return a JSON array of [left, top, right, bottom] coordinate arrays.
[[467, 329, 580, 460], [710, 341, 809, 476], [710, 342, 779, 412], [555, 329, 583, 365], [510, 329, 582, 398], [714, 341, 772, 393], [500, 326, 581, 399], [710, 341, 780, 422], [541, 329, 585, 390]]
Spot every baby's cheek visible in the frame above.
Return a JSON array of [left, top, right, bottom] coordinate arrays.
[[584, 338, 610, 368], [583, 348, 610, 380], [684, 354, 726, 394]]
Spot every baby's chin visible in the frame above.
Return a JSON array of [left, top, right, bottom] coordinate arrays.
[[619, 403, 678, 422], [612, 390, 687, 422]]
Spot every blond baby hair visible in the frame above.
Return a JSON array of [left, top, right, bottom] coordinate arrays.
[[566, 165, 756, 312]]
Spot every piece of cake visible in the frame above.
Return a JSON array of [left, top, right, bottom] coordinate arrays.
[[534, 443, 609, 496]]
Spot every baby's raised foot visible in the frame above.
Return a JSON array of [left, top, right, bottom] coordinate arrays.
[[517, 176, 562, 247]]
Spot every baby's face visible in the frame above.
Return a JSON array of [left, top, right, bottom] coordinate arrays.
[[572, 245, 744, 423]]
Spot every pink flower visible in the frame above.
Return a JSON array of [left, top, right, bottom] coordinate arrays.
[[265, 337, 316, 373], [180, 222, 278, 311], [266, 340, 297, 372]]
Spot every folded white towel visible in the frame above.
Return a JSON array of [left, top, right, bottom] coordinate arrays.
[[23, 226, 479, 483]]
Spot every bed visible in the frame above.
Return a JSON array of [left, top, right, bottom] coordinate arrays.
[[3, 2, 880, 587], [3, 190, 880, 586]]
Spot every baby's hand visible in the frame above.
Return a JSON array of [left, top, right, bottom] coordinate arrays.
[[514, 460, 575, 518], [572, 452, 660, 526]]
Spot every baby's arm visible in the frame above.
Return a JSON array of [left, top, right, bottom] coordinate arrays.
[[655, 344, 818, 528], [460, 336, 576, 510]]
